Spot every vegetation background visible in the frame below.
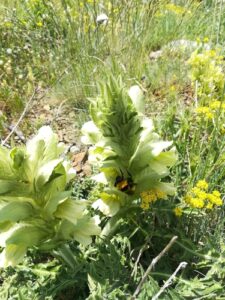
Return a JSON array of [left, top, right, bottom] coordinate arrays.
[[0, 0, 225, 299]]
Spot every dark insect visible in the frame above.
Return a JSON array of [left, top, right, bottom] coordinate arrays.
[[114, 175, 136, 194]]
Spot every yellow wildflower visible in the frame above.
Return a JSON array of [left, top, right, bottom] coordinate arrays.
[[36, 21, 43, 27], [140, 190, 156, 210], [188, 48, 225, 98], [189, 197, 204, 208], [206, 202, 213, 210], [209, 100, 221, 110], [196, 180, 208, 190], [140, 189, 166, 210], [174, 207, 183, 217], [208, 50, 216, 57], [185, 181, 222, 210], [196, 190, 207, 200], [155, 189, 166, 199], [212, 190, 221, 197], [214, 197, 223, 206], [140, 202, 150, 210], [184, 194, 191, 204], [196, 107, 214, 119], [170, 85, 176, 92], [203, 37, 209, 43], [4, 21, 12, 28], [206, 112, 214, 119], [208, 194, 222, 206], [164, 3, 186, 15], [214, 198, 223, 206], [141, 191, 157, 202], [155, 12, 163, 17], [191, 187, 202, 195], [196, 106, 210, 114]]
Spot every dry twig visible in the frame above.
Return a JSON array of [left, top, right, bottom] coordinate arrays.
[[1, 88, 38, 146], [152, 261, 187, 300], [131, 236, 178, 299]]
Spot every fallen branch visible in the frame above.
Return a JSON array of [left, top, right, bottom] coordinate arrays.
[[131, 236, 178, 299], [1, 88, 38, 146], [152, 261, 187, 300], [1, 65, 70, 147], [131, 240, 150, 278], [6, 124, 26, 143]]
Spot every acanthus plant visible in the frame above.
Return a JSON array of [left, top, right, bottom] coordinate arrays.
[[0, 126, 100, 267], [82, 77, 177, 217]]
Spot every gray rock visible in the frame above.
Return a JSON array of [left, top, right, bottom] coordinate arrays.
[[149, 39, 211, 60], [70, 145, 80, 154]]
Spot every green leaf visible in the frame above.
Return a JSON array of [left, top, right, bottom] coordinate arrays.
[[6, 225, 49, 247], [73, 216, 101, 246], [10, 148, 26, 169], [0, 202, 33, 223], [0, 180, 31, 196], [0, 147, 14, 180], [54, 199, 86, 224], [0, 180, 16, 194], [44, 191, 71, 216], [26, 126, 60, 164], [0, 244, 27, 267], [35, 159, 63, 190]]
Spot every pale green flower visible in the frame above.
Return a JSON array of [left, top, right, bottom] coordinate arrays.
[[0, 126, 101, 267], [82, 77, 177, 215]]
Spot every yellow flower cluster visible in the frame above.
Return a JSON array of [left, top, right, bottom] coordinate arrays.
[[4, 21, 12, 28], [196, 106, 214, 119], [140, 189, 166, 210], [174, 207, 183, 217], [36, 21, 43, 27], [156, 3, 191, 18], [196, 100, 225, 120], [188, 49, 224, 97], [196, 37, 210, 44], [184, 180, 223, 210], [164, 3, 189, 15]]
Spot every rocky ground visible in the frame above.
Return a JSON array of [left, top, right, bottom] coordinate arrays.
[[1, 90, 92, 176]]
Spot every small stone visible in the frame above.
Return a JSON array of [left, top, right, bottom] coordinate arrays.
[[68, 112, 74, 118], [43, 105, 50, 111], [70, 145, 80, 154], [149, 50, 162, 60], [82, 163, 92, 176]]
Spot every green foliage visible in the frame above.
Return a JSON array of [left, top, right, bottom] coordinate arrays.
[[188, 48, 225, 101], [82, 77, 177, 216], [1, 0, 225, 299], [0, 126, 100, 267]]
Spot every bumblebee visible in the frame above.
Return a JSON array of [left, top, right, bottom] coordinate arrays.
[[114, 175, 136, 194]]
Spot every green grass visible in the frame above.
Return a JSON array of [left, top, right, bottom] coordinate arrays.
[[1, 0, 225, 299]]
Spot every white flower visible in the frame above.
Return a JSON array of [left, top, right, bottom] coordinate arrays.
[[92, 199, 120, 216], [6, 48, 12, 55], [128, 85, 145, 114], [96, 14, 108, 25], [81, 121, 101, 145]]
